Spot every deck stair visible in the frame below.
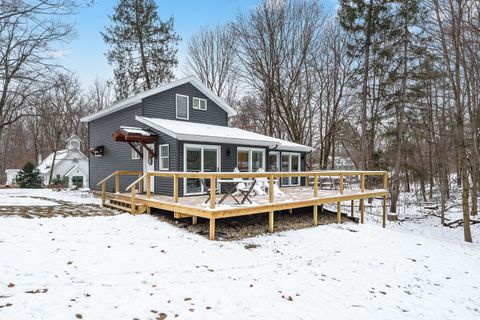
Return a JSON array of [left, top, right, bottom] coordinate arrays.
[[104, 195, 147, 214]]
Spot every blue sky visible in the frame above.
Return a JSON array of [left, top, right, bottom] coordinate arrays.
[[60, 0, 338, 87]]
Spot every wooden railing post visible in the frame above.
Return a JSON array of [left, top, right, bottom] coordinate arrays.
[[115, 173, 119, 193], [101, 181, 106, 206], [269, 174, 274, 203], [210, 175, 216, 209], [313, 174, 318, 197], [339, 173, 344, 195], [138, 173, 143, 193], [146, 173, 151, 198], [383, 172, 388, 190], [173, 174, 178, 203], [131, 184, 136, 215], [360, 173, 365, 193]]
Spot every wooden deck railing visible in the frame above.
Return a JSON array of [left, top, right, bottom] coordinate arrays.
[[133, 170, 388, 215], [97, 170, 143, 206]]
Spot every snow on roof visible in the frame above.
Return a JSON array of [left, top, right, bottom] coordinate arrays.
[[80, 76, 237, 123], [120, 126, 152, 136], [36, 148, 87, 174], [36, 149, 70, 174], [64, 164, 87, 177], [135, 116, 314, 152]]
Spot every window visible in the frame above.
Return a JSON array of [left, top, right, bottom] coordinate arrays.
[[193, 97, 207, 110], [159, 144, 169, 170], [281, 152, 301, 186], [237, 148, 265, 172], [268, 152, 279, 171], [131, 143, 141, 160], [176, 94, 189, 119]]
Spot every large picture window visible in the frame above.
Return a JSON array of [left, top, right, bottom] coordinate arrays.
[[237, 148, 265, 172], [176, 94, 189, 119]]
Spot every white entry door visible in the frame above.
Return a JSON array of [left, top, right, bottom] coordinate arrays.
[[143, 143, 155, 192]]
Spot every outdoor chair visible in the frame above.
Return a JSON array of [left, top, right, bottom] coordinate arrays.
[[256, 168, 284, 196], [200, 178, 219, 204]]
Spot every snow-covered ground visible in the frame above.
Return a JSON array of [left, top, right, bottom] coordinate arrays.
[[0, 188, 480, 319], [0, 188, 100, 206]]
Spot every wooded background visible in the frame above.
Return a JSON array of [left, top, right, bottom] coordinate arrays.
[[0, 0, 478, 240]]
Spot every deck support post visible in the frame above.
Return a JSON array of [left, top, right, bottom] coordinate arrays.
[[101, 181, 106, 206], [382, 196, 387, 228], [350, 200, 354, 218], [268, 211, 274, 233], [209, 218, 216, 240], [192, 216, 197, 225], [115, 174, 119, 194], [337, 202, 342, 224], [320, 204, 324, 214], [313, 205, 318, 226], [146, 173, 151, 198], [360, 199, 365, 224], [131, 184, 136, 215], [210, 175, 216, 209]]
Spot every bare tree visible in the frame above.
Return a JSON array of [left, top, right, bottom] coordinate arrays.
[[185, 25, 239, 106], [232, 0, 325, 145], [0, 0, 75, 136]]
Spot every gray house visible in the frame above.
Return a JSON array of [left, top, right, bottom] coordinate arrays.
[[81, 76, 314, 196]]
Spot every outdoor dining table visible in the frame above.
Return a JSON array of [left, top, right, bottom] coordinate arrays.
[[217, 179, 257, 205]]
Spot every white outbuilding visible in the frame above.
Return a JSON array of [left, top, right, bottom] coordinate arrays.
[[36, 135, 89, 188]]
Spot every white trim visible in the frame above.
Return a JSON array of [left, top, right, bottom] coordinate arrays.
[[183, 143, 221, 196], [237, 147, 266, 172], [159, 144, 169, 170], [175, 93, 189, 120], [280, 152, 301, 186], [193, 97, 207, 110], [80, 76, 237, 122]]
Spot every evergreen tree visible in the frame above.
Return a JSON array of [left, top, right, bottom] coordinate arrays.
[[102, 0, 180, 100], [16, 162, 43, 188], [338, 0, 395, 171]]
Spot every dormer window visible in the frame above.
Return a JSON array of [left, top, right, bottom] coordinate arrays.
[[193, 97, 207, 111], [176, 94, 189, 120]]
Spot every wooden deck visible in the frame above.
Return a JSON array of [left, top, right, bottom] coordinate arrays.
[[99, 170, 389, 240]]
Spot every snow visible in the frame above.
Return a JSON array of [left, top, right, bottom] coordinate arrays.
[[136, 116, 314, 152], [36, 149, 71, 174], [0, 189, 479, 319], [120, 126, 152, 136], [0, 188, 100, 206]]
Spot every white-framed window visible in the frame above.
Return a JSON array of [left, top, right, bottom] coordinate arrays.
[[268, 151, 280, 171], [237, 147, 265, 172], [131, 143, 141, 160], [159, 144, 169, 170], [192, 97, 207, 110], [176, 94, 189, 120], [281, 152, 301, 186]]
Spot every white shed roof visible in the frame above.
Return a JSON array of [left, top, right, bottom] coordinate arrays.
[[135, 116, 314, 152]]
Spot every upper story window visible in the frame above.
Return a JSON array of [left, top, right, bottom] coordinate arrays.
[[176, 94, 189, 120], [193, 97, 207, 111]]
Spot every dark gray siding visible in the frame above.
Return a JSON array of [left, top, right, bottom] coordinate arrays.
[[150, 130, 179, 196], [142, 83, 228, 126], [89, 104, 143, 192]]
